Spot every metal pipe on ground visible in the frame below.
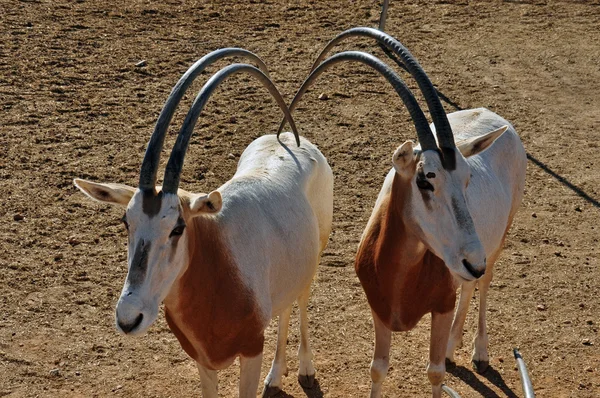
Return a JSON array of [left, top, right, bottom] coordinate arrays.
[[514, 348, 535, 398]]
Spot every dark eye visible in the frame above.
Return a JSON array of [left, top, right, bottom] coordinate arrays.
[[121, 214, 129, 230], [169, 225, 185, 238], [416, 179, 434, 191]]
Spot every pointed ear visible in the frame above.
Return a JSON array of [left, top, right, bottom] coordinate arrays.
[[392, 141, 416, 177], [457, 125, 508, 157], [189, 190, 222, 217], [74, 178, 135, 206]]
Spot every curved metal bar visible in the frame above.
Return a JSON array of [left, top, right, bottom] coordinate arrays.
[[162, 64, 299, 193], [514, 349, 535, 398], [441, 384, 461, 398], [277, 51, 437, 150], [139, 48, 271, 190], [306, 27, 456, 168], [378, 0, 390, 31]]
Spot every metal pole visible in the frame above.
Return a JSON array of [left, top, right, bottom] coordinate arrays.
[[514, 348, 535, 398], [378, 0, 389, 31], [442, 384, 461, 398]]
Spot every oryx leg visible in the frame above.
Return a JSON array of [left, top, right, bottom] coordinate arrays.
[[369, 311, 392, 398], [197, 363, 218, 398], [428, 310, 453, 398], [445, 280, 476, 364], [240, 352, 264, 398], [472, 258, 496, 374], [262, 306, 292, 397], [297, 285, 316, 388]]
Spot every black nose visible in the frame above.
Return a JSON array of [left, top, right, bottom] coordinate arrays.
[[462, 259, 485, 279], [118, 313, 143, 334]]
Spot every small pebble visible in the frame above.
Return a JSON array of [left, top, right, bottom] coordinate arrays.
[[228, 153, 236, 159], [579, 303, 585, 309], [68, 236, 80, 246], [135, 60, 147, 67], [531, 212, 537, 218], [13, 214, 24, 221], [49, 369, 60, 377], [75, 371, 81, 376], [536, 304, 546, 311], [582, 338, 593, 346], [318, 93, 329, 100]]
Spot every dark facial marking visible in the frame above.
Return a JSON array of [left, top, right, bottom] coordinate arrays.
[[128, 239, 150, 286], [440, 146, 456, 170], [142, 189, 163, 217], [451, 196, 474, 232], [416, 164, 434, 194]]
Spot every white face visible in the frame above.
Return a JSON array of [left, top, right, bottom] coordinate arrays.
[[115, 192, 189, 336], [393, 145, 486, 282]]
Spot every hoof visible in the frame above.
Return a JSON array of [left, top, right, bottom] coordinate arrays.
[[472, 359, 489, 374], [262, 385, 283, 398], [298, 373, 315, 389], [445, 358, 456, 369]]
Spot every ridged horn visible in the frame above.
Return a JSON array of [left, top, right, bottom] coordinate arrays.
[[138, 48, 271, 191], [307, 27, 457, 168], [276, 51, 437, 151], [162, 64, 299, 194]]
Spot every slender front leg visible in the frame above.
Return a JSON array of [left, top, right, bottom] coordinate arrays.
[[263, 306, 292, 397], [472, 261, 495, 374], [446, 280, 476, 364], [240, 352, 264, 398], [197, 363, 218, 398], [369, 311, 392, 398], [297, 286, 316, 388], [428, 311, 453, 398]]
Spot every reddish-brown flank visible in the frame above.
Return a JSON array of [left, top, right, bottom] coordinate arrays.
[[355, 173, 456, 332], [165, 214, 265, 370]]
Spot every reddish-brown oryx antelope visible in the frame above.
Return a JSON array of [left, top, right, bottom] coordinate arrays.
[[75, 48, 333, 398], [279, 29, 526, 397]]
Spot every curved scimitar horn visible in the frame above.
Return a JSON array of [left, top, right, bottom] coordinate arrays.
[[162, 63, 299, 194], [277, 51, 437, 151], [138, 48, 272, 191], [307, 27, 456, 168]]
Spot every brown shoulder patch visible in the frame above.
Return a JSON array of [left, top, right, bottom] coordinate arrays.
[[355, 173, 455, 332], [165, 216, 265, 368]]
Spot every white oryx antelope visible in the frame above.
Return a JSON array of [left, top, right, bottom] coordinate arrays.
[[280, 29, 526, 397], [74, 48, 333, 398]]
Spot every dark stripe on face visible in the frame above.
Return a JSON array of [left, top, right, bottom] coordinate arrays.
[[451, 196, 473, 232], [128, 239, 150, 286], [440, 147, 456, 170], [142, 189, 163, 217]]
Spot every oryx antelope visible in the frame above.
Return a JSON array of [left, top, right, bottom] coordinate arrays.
[[280, 29, 526, 397], [74, 48, 333, 398]]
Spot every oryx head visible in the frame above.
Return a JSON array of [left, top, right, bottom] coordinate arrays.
[[281, 28, 508, 282], [75, 48, 299, 335]]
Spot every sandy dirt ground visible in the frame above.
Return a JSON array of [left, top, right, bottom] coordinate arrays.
[[1, 0, 599, 397]]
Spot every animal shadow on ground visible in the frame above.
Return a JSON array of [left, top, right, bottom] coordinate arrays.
[[526, 153, 600, 208], [273, 378, 324, 398], [446, 363, 518, 398]]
